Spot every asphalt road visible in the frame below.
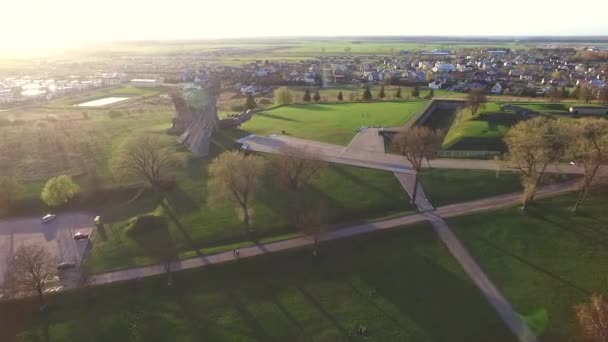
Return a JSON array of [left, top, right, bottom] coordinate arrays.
[[0, 213, 94, 287]]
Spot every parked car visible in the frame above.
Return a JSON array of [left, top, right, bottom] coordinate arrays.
[[41, 214, 57, 223], [57, 262, 76, 270], [73, 232, 89, 240]]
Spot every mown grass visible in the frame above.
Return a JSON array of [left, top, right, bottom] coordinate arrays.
[[1, 224, 514, 342], [241, 101, 428, 145], [86, 153, 413, 272], [448, 189, 608, 340]]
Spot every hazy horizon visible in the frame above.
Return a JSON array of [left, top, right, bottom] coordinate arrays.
[[3, 0, 608, 50]]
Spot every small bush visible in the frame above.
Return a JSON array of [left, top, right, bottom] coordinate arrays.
[[258, 98, 272, 105]]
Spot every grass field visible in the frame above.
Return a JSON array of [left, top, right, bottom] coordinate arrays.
[[420, 169, 522, 207], [87, 157, 413, 272], [1, 224, 515, 342], [448, 189, 608, 340], [47, 86, 162, 108], [240, 101, 429, 145]]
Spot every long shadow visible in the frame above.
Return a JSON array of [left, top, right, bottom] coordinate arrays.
[[296, 285, 354, 341], [474, 235, 590, 296], [358, 247, 512, 341], [328, 164, 395, 199], [164, 186, 198, 214], [256, 112, 300, 122], [266, 284, 304, 331], [160, 201, 204, 257], [344, 279, 408, 331], [225, 290, 275, 342], [127, 215, 180, 266]]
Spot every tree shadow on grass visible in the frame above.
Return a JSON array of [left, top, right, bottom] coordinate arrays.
[[328, 164, 395, 199], [356, 246, 512, 341], [256, 112, 300, 122], [225, 290, 275, 342], [126, 215, 179, 266], [295, 286, 354, 341], [160, 201, 204, 257], [164, 186, 198, 215], [474, 235, 590, 296]]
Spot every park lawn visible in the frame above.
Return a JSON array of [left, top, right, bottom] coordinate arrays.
[[87, 160, 413, 273], [442, 102, 529, 151], [447, 189, 608, 340], [3, 224, 514, 342], [419, 169, 523, 207], [47, 85, 162, 107], [240, 101, 428, 145]]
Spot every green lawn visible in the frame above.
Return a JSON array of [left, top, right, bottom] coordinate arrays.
[[448, 190, 608, 340], [87, 158, 413, 272], [420, 169, 522, 207], [2, 225, 514, 342], [47, 86, 161, 107], [241, 101, 429, 145]]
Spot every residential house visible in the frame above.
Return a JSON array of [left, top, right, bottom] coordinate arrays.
[[491, 83, 503, 94]]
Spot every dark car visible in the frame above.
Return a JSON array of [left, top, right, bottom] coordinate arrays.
[[57, 262, 76, 270], [73, 232, 89, 240]]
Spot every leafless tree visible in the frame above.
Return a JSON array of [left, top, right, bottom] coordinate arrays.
[[2, 245, 58, 303], [392, 127, 443, 205], [580, 83, 598, 104], [575, 293, 608, 342], [565, 118, 608, 212], [547, 86, 562, 102], [208, 151, 266, 236], [272, 147, 326, 226], [111, 135, 184, 191], [504, 117, 567, 210], [467, 88, 487, 116]]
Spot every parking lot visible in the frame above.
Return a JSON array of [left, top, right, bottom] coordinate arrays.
[[0, 213, 94, 288]]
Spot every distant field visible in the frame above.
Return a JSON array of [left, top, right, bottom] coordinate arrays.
[[2, 224, 514, 342], [449, 189, 608, 340], [240, 101, 429, 145], [47, 85, 162, 108]]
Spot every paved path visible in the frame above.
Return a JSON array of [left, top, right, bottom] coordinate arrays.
[[239, 133, 605, 176], [425, 212, 538, 342]]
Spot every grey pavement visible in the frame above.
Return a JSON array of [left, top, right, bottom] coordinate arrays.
[[0, 213, 94, 288]]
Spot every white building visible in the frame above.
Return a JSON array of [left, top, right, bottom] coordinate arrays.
[[130, 79, 162, 88], [491, 83, 503, 94], [101, 72, 128, 86], [432, 63, 456, 73]]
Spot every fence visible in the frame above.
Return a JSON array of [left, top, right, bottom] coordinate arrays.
[[436, 150, 502, 160]]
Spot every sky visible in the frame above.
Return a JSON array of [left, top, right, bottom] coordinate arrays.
[[2, 0, 608, 48]]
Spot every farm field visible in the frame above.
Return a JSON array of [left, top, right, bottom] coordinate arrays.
[[1, 224, 514, 342], [240, 101, 429, 145], [448, 189, 608, 340]]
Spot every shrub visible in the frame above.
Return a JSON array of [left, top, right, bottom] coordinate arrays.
[[258, 98, 272, 105]]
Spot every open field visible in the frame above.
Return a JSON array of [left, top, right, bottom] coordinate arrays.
[[46, 86, 162, 108], [240, 101, 429, 145], [448, 189, 608, 340], [1, 224, 514, 342]]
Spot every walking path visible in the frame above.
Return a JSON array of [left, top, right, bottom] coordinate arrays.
[[425, 212, 538, 342], [343, 129, 537, 341]]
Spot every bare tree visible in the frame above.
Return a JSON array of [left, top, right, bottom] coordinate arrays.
[[547, 86, 562, 102], [392, 127, 443, 205], [580, 83, 597, 104], [272, 147, 326, 226], [467, 88, 487, 116], [576, 293, 608, 342], [208, 151, 266, 236], [504, 117, 567, 210], [3, 245, 58, 303], [111, 135, 184, 191], [565, 118, 608, 212], [598, 87, 608, 104]]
